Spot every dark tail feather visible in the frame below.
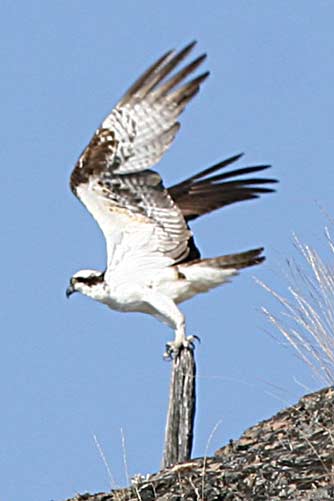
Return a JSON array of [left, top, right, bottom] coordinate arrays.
[[181, 247, 265, 269]]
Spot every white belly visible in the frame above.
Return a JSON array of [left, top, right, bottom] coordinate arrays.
[[148, 267, 200, 304], [97, 262, 231, 312], [101, 292, 156, 314], [99, 267, 189, 312], [150, 263, 234, 303]]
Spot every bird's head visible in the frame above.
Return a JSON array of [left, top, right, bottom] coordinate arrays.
[[66, 269, 105, 298]]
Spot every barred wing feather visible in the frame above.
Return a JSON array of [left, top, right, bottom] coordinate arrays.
[[70, 42, 207, 277]]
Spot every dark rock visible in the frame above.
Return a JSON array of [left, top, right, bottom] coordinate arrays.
[[65, 387, 334, 501]]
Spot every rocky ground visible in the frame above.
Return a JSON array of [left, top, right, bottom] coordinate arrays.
[[66, 387, 334, 501]]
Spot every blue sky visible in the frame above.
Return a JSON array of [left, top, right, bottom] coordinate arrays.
[[2, 2, 334, 500]]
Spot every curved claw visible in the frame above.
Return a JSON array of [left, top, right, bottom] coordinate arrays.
[[163, 334, 200, 360], [163, 345, 174, 361]]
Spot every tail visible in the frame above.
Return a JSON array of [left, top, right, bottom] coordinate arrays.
[[183, 247, 265, 269], [168, 154, 277, 222], [175, 248, 264, 301]]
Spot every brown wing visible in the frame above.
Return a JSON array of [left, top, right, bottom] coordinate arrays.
[[71, 41, 209, 195], [168, 153, 277, 221], [70, 42, 209, 271]]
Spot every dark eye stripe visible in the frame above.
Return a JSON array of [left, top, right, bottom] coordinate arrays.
[[74, 273, 105, 286]]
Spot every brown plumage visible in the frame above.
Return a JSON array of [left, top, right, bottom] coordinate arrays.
[[119, 41, 209, 107], [67, 42, 277, 356], [168, 153, 276, 222], [180, 247, 265, 269]]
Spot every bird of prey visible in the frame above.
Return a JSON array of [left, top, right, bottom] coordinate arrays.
[[66, 41, 276, 358]]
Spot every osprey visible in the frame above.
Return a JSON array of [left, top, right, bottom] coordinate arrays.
[[66, 42, 276, 357]]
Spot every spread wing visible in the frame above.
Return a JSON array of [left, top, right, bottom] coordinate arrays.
[[70, 42, 208, 278], [168, 153, 277, 222], [168, 154, 277, 264]]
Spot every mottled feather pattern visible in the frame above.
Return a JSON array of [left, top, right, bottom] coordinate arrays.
[[101, 101, 180, 174], [70, 42, 276, 279], [70, 128, 119, 192], [68, 43, 277, 351], [99, 42, 208, 175], [71, 42, 209, 268], [93, 170, 191, 258]]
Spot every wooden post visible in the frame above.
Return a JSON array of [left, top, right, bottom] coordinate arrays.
[[161, 346, 197, 469]]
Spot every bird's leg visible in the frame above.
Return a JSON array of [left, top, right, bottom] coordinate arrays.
[[141, 288, 195, 358], [164, 322, 198, 360]]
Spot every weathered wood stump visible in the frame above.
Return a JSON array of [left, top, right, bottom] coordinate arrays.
[[161, 346, 196, 469]]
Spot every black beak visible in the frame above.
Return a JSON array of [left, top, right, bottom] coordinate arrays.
[[66, 285, 74, 298]]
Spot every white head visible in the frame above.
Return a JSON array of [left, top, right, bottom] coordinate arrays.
[[66, 269, 105, 299]]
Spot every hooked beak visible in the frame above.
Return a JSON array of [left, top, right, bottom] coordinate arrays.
[[66, 284, 74, 298]]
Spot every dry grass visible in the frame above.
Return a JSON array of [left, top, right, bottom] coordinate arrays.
[[201, 418, 223, 500], [93, 433, 117, 490], [257, 227, 334, 386]]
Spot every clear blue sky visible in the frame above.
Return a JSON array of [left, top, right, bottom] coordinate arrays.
[[2, 2, 334, 500]]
